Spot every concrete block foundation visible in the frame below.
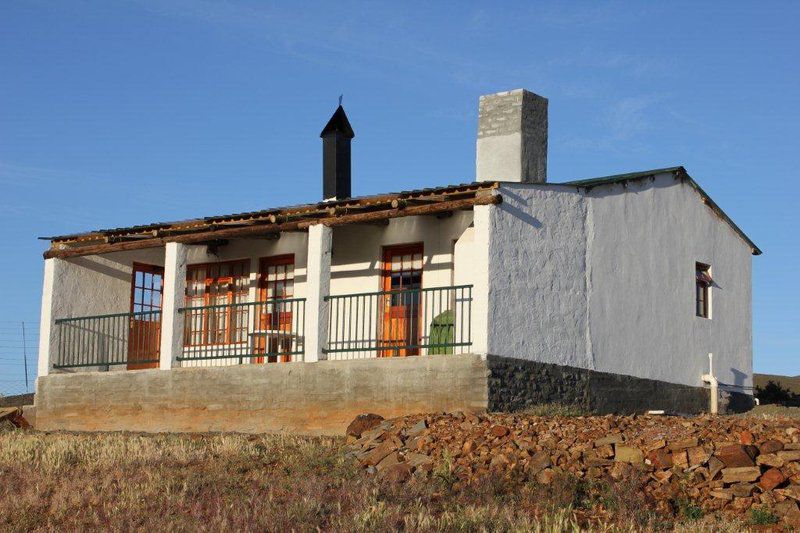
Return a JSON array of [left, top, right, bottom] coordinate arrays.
[[35, 354, 754, 435]]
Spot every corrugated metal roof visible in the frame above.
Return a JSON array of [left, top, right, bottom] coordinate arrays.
[[44, 181, 492, 243]]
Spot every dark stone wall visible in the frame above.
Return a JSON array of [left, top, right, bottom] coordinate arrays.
[[486, 355, 754, 414], [486, 356, 590, 412]]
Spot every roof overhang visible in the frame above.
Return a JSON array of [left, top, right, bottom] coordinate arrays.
[[43, 182, 501, 260]]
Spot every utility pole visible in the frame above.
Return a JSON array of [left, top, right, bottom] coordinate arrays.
[[21, 322, 29, 392]]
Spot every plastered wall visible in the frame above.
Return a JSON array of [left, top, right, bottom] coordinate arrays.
[[487, 184, 589, 367], [35, 353, 488, 435], [487, 176, 753, 391], [586, 173, 753, 390]]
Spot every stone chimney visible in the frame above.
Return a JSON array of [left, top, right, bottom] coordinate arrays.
[[476, 89, 548, 183], [320, 105, 355, 201]]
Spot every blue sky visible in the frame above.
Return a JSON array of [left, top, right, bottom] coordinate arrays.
[[1, 1, 798, 392]]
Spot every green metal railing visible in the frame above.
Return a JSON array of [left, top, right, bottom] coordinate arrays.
[[323, 285, 472, 358], [177, 298, 305, 363], [53, 310, 162, 369]]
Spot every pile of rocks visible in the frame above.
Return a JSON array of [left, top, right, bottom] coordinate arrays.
[[345, 412, 800, 525]]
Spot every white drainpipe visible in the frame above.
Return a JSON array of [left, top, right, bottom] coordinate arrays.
[[701, 352, 719, 415]]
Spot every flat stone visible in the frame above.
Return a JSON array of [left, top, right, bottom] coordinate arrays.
[[669, 437, 698, 451], [759, 439, 784, 454], [721, 466, 761, 483], [716, 444, 755, 468], [777, 485, 800, 502], [375, 451, 401, 472], [404, 452, 433, 469], [594, 434, 624, 447], [756, 453, 784, 468], [730, 483, 755, 498], [687, 446, 711, 467], [777, 450, 800, 462], [361, 440, 396, 467], [615, 445, 644, 464], [406, 419, 428, 438]]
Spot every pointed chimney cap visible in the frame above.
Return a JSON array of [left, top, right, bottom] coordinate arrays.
[[320, 105, 355, 138]]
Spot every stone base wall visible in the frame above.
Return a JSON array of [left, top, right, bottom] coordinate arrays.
[[35, 354, 754, 435], [35, 354, 488, 435], [486, 355, 754, 415]]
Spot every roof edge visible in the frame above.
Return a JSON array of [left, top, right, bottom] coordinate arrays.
[[559, 166, 761, 256]]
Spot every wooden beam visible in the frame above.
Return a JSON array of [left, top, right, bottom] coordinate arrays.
[[44, 194, 502, 260], [299, 194, 502, 229], [45, 221, 303, 259]]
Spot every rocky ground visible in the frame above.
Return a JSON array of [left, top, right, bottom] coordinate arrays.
[[347, 411, 800, 528]]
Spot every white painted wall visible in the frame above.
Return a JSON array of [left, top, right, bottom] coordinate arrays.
[[179, 234, 309, 368], [586, 173, 753, 390], [486, 175, 754, 391], [38, 248, 165, 375], [487, 184, 589, 367], [327, 212, 475, 359]]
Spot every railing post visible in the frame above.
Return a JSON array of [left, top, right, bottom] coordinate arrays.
[[159, 242, 188, 370], [305, 224, 332, 362]]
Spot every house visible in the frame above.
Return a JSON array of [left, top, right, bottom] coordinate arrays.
[[34, 89, 760, 434]]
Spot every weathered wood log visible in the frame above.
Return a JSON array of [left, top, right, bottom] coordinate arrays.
[[44, 194, 502, 259]]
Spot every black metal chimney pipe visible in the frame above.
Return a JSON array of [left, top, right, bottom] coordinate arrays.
[[320, 105, 354, 201]]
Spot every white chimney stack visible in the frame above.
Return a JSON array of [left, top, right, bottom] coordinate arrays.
[[476, 89, 548, 183]]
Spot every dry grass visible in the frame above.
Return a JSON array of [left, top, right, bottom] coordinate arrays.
[[0, 430, 750, 532]]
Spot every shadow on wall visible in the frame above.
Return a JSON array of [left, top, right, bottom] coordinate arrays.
[[498, 188, 542, 229], [71, 256, 132, 283]]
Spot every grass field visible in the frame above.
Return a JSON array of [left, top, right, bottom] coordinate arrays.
[[0, 429, 755, 532]]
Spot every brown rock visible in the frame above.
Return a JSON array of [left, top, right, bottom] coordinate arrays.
[[491, 425, 509, 438], [594, 434, 624, 447], [673, 450, 689, 469], [710, 489, 734, 500], [405, 452, 433, 469], [778, 450, 800, 462], [462, 439, 475, 455], [375, 452, 401, 472], [758, 467, 787, 491], [346, 413, 384, 438], [383, 463, 413, 483], [756, 453, 784, 468], [647, 448, 673, 469], [739, 430, 754, 445], [669, 437, 698, 451], [778, 485, 800, 502], [707, 456, 725, 481], [775, 500, 800, 527], [731, 483, 755, 498], [596, 443, 614, 459], [406, 419, 428, 437], [537, 468, 555, 485], [760, 439, 784, 454], [361, 440, 396, 467], [615, 445, 643, 464], [721, 466, 761, 483], [687, 446, 711, 467], [716, 444, 756, 468]]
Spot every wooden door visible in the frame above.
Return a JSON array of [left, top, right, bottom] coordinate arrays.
[[380, 244, 423, 357], [256, 255, 295, 363], [128, 263, 164, 370]]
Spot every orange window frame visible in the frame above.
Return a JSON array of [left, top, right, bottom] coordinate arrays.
[[185, 259, 250, 347], [380, 243, 424, 357]]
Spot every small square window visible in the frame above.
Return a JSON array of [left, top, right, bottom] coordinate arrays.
[[695, 262, 712, 318]]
